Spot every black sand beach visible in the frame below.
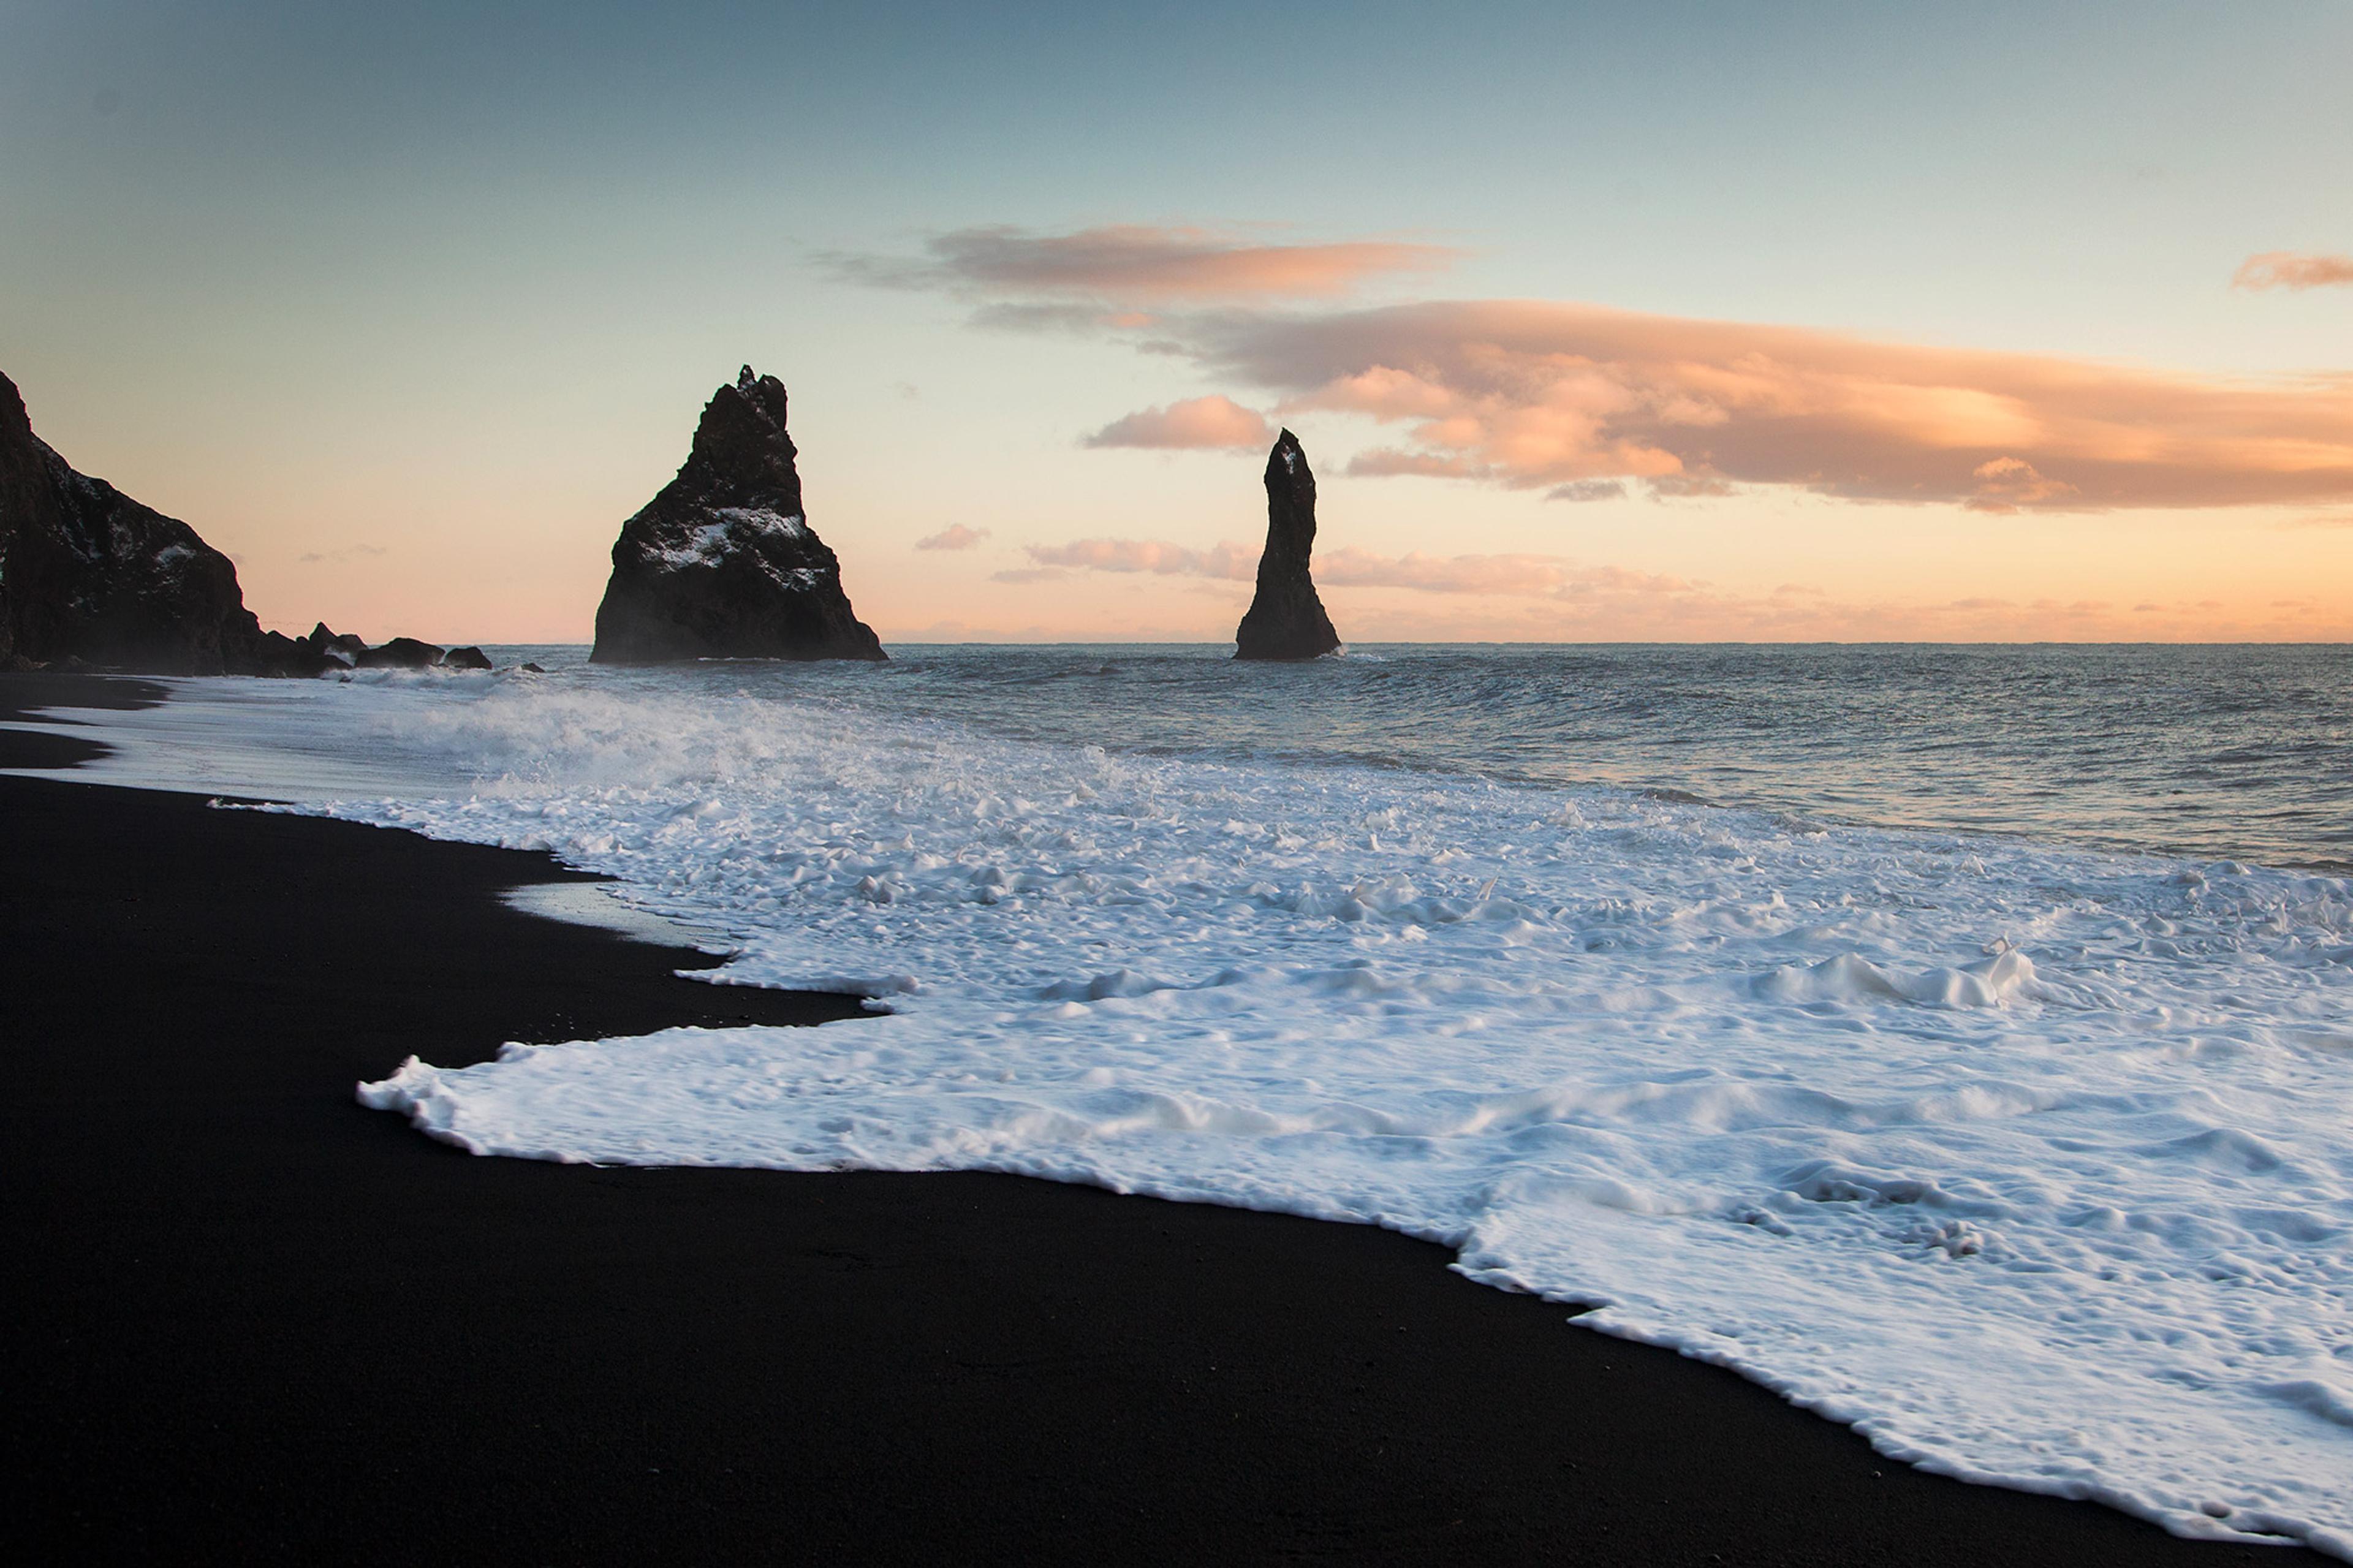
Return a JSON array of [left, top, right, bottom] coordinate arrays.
[[1, 675, 2322, 1565]]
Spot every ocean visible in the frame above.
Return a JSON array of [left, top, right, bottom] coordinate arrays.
[[22, 643, 2353, 1555]]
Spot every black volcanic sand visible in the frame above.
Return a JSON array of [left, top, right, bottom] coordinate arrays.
[[0, 670, 170, 768], [1, 675, 2322, 1565]]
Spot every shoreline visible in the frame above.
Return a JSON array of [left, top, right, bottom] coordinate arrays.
[[1, 673, 2324, 1564]]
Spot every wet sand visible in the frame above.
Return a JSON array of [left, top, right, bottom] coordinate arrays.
[[0, 673, 2317, 1564]]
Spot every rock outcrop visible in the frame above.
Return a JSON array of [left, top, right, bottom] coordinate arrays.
[[353, 637, 447, 670], [0, 373, 507, 678], [306, 623, 368, 660], [292, 624, 499, 675], [0, 369, 275, 674], [591, 367, 884, 664], [1233, 430, 1341, 661], [252, 630, 339, 678]]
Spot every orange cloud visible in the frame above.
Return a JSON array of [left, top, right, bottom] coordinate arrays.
[[915, 524, 990, 551], [2233, 252, 2353, 291], [1169, 300, 2353, 510], [838, 224, 1457, 305], [1964, 456, 2075, 513], [1082, 395, 1273, 451]]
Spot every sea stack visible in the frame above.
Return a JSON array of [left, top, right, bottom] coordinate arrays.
[[590, 367, 885, 664], [0, 369, 295, 675], [1233, 429, 1340, 661]]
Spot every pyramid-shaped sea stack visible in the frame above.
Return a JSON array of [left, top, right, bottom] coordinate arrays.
[[591, 367, 885, 664]]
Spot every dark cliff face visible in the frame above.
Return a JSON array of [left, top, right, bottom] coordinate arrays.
[[1233, 429, 1341, 662], [590, 367, 885, 664], [0, 371, 269, 675]]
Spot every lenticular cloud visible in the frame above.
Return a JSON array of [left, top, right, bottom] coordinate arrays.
[[1173, 299, 2353, 511], [1081, 395, 1275, 451]]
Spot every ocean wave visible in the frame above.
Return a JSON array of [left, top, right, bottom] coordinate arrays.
[[31, 660, 2353, 1556]]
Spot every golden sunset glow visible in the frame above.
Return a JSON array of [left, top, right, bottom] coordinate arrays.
[[4, 5, 2346, 643]]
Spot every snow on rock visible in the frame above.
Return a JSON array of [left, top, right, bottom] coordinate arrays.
[[590, 366, 885, 664]]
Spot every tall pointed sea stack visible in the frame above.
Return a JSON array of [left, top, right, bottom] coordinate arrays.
[[1233, 428, 1340, 661], [591, 367, 884, 664]]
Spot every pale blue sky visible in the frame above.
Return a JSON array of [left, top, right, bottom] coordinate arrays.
[[4, 1, 2347, 640]]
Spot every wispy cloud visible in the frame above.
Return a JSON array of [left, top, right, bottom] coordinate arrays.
[[1007, 538, 1260, 581], [1168, 300, 2353, 510], [1082, 395, 1273, 451], [866, 219, 2353, 514], [833, 224, 1459, 306], [1000, 538, 1705, 603], [1648, 472, 1739, 501], [915, 524, 990, 551], [2232, 251, 2353, 291], [1316, 548, 1696, 600], [989, 536, 2349, 640], [296, 543, 387, 564], [1545, 479, 1627, 503]]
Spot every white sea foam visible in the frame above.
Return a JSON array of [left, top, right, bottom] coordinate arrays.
[[22, 669, 2353, 1553]]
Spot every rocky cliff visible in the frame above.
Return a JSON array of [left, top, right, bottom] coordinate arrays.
[[1233, 430, 1341, 661], [591, 367, 884, 664], [0, 373, 514, 678], [0, 371, 275, 674]]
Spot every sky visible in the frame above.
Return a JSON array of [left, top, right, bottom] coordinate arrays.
[[3, 0, 2349, 643]]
